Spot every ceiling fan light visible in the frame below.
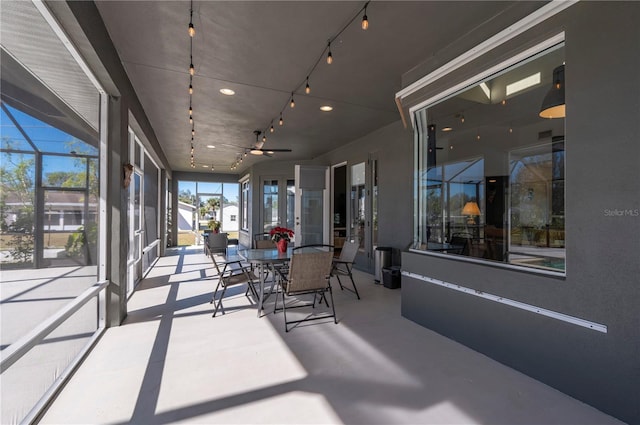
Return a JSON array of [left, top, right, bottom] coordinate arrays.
[[250, 149, 264, 156]]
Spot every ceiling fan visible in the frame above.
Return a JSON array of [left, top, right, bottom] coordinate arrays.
[[245, 130, 292, 156]]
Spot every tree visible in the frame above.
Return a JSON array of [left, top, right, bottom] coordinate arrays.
[[178, 189, 196, 205], [0, 149, 35, 264]]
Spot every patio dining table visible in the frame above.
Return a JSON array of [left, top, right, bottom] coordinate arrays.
[[238, 247, 292, 317]]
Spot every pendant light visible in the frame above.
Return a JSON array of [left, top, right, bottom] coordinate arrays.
[[361, 4, 369, 30], [279, 114, 284, 126], [290, 94, 295, 108], [327, 41, 333, 64], [539, 65, 565, 119], [188, 0, 195, 37], [305, 77, 311, 94]]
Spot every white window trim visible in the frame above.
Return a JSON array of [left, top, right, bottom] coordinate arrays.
[[396, 0, 576, 124]]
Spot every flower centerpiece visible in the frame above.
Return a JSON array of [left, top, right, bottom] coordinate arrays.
[[270, 226, 294, 252]]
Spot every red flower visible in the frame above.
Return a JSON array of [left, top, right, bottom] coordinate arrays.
[[270, 226, 294, 242]]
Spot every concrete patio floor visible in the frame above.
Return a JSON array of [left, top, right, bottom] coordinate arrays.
[[39, 246, 621, 424]]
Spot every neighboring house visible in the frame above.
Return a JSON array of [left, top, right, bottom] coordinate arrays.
[[177, 201, 195, 231], [3, 192, 97, 232], [222, 205, 238, 232]]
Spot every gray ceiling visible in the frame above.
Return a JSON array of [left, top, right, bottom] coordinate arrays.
[[95, 1, 543, 174]]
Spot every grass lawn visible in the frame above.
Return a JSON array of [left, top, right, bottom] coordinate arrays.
[[1, 232, 74, 250]]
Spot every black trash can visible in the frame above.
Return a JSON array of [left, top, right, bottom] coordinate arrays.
[[382, 266, 401, 289], [374, 246, 392, 283]]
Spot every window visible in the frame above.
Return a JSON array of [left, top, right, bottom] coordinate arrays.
[[241, 179, 249, 230], [263, 179, 279, 232], [414, 42, 565, 274]]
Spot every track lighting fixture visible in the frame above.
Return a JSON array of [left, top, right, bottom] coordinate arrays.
[[361, 4, 369, 30], [327, 41, 333, 64], [305, 77, 311, 94]]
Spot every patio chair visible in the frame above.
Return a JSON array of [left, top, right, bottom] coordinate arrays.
[[210, 252, 258, 317], [331, 240, 360, 299], [253, 232, 274, 249], [274, 245, 336, 332], [205, 232, 228, 257]]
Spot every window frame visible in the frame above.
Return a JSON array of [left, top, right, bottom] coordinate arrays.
[[410, 35, 567, 277]]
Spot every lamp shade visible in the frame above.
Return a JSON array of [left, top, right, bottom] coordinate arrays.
[[462, 201, 481, 216], [539, 65, 565, 119]]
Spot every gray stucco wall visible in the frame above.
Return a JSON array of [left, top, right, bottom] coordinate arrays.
[[314, 121, 414, 266], [400, 3, 640, 423]]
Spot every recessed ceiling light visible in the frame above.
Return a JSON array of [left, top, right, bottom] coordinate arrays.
[[442, 127, 453, 132], [206, 145, 215, 149], [320, 105, 333, 112], [220, 88, 235, 96]]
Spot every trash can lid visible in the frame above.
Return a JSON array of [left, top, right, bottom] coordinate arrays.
[[375, 246, 392, 251]]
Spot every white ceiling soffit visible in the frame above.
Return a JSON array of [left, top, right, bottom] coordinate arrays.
[[0, 1, 100, 131]]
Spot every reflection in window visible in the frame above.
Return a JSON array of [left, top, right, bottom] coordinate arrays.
[[241, 180, 249, 230], [286, 179, 295, 234], [263, 180, 279, 232], [350, 162, 365, 249], [414, 43, 565, 273]]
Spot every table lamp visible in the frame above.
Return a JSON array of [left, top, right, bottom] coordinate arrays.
[[462, 201, 481, 225]]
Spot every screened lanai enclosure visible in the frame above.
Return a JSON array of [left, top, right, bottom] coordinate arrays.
[[1, 101, 99, 269]]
